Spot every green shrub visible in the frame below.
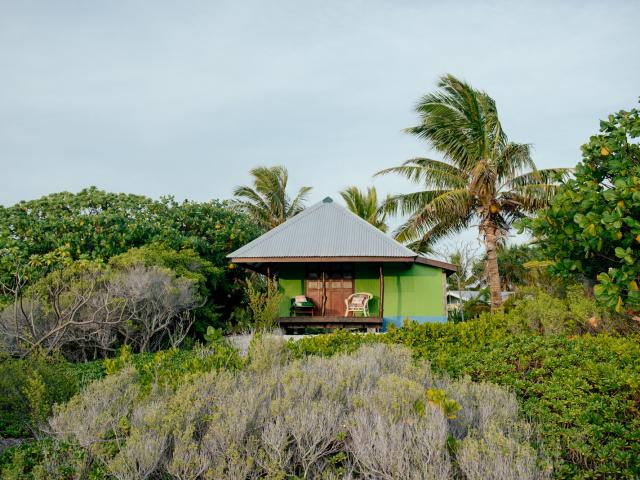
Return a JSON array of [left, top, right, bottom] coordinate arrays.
[[245, 277, 283, 331], [102, 342, 244, 392], [502, 286, 629, 335], [443, 334, 640, 479], [0, 338, 241, 438], [0, 439, 104, 480], [0, 353, 77, 437]]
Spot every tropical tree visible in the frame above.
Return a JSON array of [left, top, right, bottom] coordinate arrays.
[[377, 74, 568, 309], [234, 166, 312, 230], [339, 186, 388, 232], [526, 104, 640, 312]]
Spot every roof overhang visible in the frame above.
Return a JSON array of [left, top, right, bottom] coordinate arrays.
[[230, 255, 458, 275], [231, 256, 416, 263], [414, 256, 457, 273]]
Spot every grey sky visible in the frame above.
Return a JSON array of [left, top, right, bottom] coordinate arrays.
[[1, 1, 638, 250]]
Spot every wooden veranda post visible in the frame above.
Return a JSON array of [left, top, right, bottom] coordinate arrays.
[[321, 270, 326, 316], [379, 264, 384, 318]]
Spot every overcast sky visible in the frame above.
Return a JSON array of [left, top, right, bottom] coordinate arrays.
[[1, 1, 638, 250]]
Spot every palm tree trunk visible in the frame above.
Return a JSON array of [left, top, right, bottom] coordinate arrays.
[[483, 222, 502, 310]]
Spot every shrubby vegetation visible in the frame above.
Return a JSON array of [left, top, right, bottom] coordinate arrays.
[[0, 340, 242, 438], [4, 337, 549, 480], [0, 253, 201, 360], [288, 313, 640, 479], [245, 277, 283, 332], [0, 353, 77, 438], [1, 293, 639, 478]]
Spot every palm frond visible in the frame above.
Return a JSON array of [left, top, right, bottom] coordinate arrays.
[[393, 189, 472, 244], [382, 189, 452, 217], [505, 168, 572, 189], [495, 143, 535, 183], [375, 158, 467, 189], [234, 165, 310, 230], [500, 184, 562, 214], [286, 186, 312, 218], [340, 186, 388, 231], [407, 74, 507, 171]]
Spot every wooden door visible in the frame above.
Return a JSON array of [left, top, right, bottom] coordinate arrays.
[[305, 272, 323, 315], [305, 265, 354, 316], [325, 267, 354, 315]]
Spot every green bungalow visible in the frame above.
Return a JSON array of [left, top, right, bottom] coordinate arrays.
[[228, 197, 456, 332]]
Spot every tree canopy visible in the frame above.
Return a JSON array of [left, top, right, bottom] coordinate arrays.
[[0, 187, 261, 329], [526, 104, 640, 312]]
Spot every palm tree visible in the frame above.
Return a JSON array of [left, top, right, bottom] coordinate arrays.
[[377, 74, 568, 309], [234, 166, 312, 230], [339, 186, 388, 232]]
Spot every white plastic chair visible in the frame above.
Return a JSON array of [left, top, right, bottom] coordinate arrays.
[[344, 293, 373, 317]]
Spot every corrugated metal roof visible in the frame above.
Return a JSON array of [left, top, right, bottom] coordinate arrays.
[[228, 197, 418, 259]]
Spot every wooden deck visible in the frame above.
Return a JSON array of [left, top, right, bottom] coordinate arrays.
[[278, 316, 383, 333]]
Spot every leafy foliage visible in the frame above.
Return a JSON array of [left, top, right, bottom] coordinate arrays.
[[0, 339, 242, 439], [501, 286, 631, 335], [526, 105, 640, 313], [0, 353, 77, 437], [0, 439, 104, 480], [0, 188, 261, 327]]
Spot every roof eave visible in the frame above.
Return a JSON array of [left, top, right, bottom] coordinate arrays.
[[229, 255, 458, 274], [414, 256, 458, 273], [230, 256, 416, 263]]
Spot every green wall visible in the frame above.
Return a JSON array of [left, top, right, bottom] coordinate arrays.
[[275, 262, 446, 323], [277, 264, 306, 317], [383, 263, 446, 320], [354, 263, 380, 316]]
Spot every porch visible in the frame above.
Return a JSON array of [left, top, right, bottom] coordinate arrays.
[[278, 315, 383, 334]]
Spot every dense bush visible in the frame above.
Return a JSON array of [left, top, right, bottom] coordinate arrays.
[[0, 188, 262, 329], [287, 320, 640, 479], [442, 334, 640, 479], [20, 338, 546, 480], [502, 286, 635, 335], [0, 258, 202, 360], [0, 439, 106, 480], [0, 340, 242, 440], [0, 353, 77, 437]]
